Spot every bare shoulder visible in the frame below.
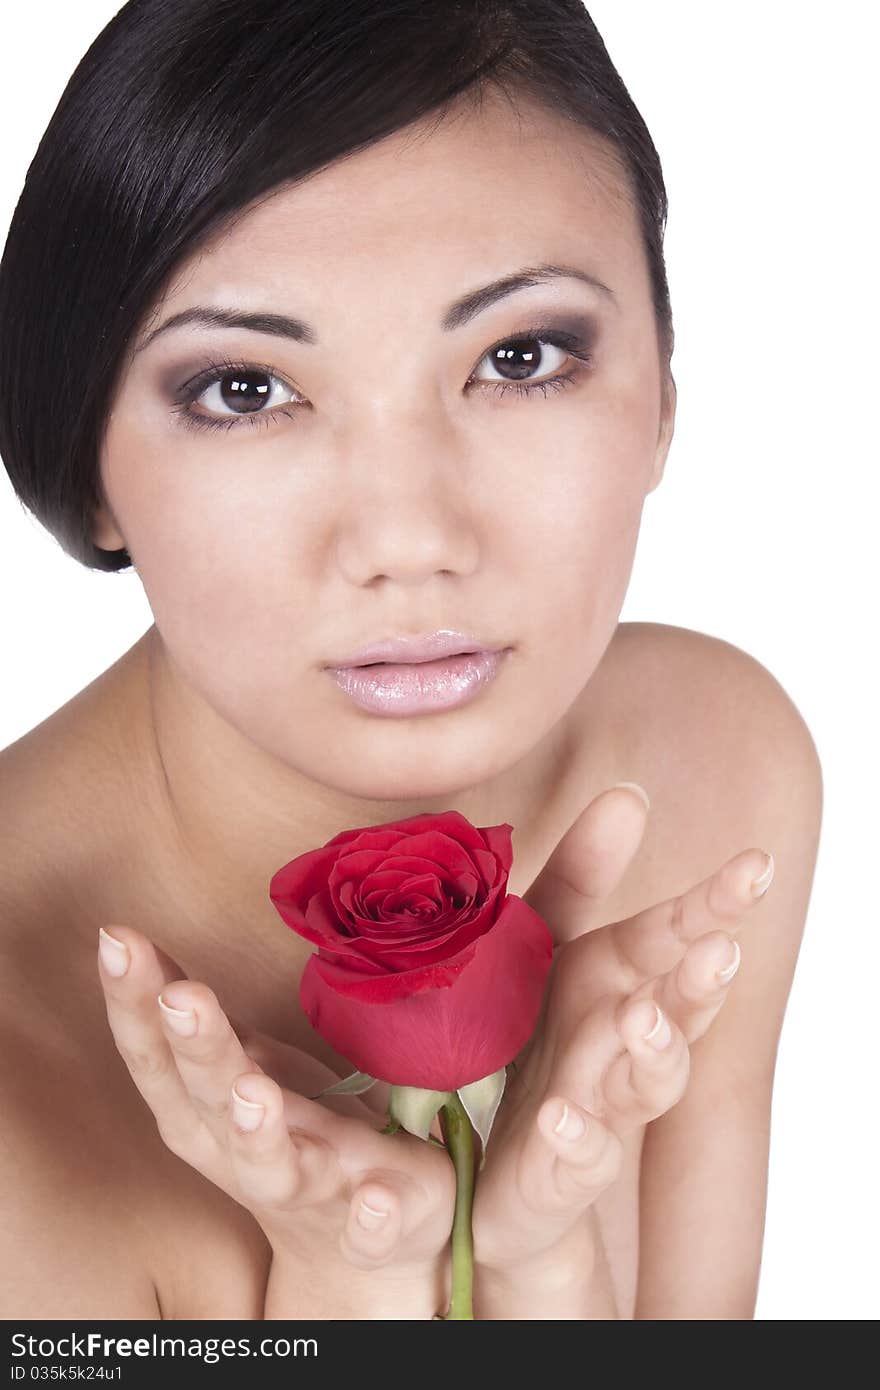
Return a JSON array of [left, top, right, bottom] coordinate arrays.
[[603, 619, 822, 770], [600, 621, 823, 849], [598, 620, 824, 1072]]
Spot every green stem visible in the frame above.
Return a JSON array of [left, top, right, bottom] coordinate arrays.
[[440, 1091, 476, 1320]]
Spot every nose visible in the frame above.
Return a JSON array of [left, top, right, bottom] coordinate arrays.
[[332, 409, 481, 586]]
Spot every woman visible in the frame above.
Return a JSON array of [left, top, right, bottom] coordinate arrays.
[[0, 0, 822, 1319]]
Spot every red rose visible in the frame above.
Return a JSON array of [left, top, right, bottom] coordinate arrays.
[[269, 810, 553, 1090]]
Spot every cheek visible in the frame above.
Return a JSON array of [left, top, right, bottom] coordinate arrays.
[[145, 543, 317, 749], [144, 526, 309, 684], [505, 392, 655, 579], [101, 437, 313, 696]]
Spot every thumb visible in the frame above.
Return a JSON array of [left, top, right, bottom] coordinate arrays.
[[522, 783, 649, 944]]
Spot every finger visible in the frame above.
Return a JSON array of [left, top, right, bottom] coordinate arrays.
[[533, 1100, 623, 1212], [522, 783, 650, 944], [475, 1100, 622, 1266], [226, 1071, 345, 1251], [338, 1183, 406, 1271], [645, 930, 743, 1046], [240, 1032, 385, 1123], [277, 1087, 456, 1259], [600, 998, 690, 1127], [229, 1061, 450, 1261], [604, 847, 773, 982], [340, 1158, 456, 1269], [97, 925, 213, 1164], [156, 980, 296, 1149]]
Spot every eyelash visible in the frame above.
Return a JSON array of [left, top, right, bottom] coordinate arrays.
[[169, 325, 595, 434]]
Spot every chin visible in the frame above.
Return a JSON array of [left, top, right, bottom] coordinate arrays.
[[309, 747, 505, 807]]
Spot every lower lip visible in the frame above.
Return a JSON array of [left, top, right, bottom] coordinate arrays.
[[328, 649, 510, 716]]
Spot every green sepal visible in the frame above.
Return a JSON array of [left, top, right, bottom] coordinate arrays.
[[380, 1116, 402, 1137], [309, 1069, 379, 1101], [456, 1066, 507, 1159], [389, 1084, 453, 1142]]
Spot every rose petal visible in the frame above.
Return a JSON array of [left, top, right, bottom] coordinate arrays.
[[298, 894, 553, 1089], [341, 909, 496, 971]]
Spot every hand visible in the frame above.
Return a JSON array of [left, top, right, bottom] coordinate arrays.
[[96, 926, 457, 1315], [471, 783, 774, 1281]]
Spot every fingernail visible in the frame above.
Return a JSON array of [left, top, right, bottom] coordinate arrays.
[[613, 781, 650, 810], [157, 993, 198, 1037], [644, 1003, 672, 1050], [750, 853, 775, 898], [231, 1082, 265, 1131], [98, 927, 130, 978], [552, 1100, 587, 1141], [717, 940, 741, 983], [357, 1198, 389, 1229]]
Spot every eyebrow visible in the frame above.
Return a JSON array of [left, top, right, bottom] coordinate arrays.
[[133, 262, 616, 354]]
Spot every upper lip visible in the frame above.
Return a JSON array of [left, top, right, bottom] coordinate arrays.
[[329, 629, 506, 668]]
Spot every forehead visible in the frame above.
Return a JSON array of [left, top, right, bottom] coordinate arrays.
[[152, 91, 643, 320]]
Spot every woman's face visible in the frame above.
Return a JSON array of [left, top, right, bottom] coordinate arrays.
[[97, 90, 674, 804]]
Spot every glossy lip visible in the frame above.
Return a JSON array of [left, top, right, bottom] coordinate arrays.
[[329, 648, 510, 717], [327, 628, 505, 668]]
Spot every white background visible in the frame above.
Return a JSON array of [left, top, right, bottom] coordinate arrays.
[[1, 3, 877, 1320]]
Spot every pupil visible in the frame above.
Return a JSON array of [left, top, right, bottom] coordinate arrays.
[[220, 370, 271, 414], [492, 338, 541, 381]]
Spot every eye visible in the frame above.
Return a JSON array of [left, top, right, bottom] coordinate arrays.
[[467, 325, 594, 401], [171, 358, 304, 433], [170, 323, 595, 435]]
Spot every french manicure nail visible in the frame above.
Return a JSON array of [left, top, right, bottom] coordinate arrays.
[[231, 1082, 265, 1131], [552, 1100, 587, 1141], [750, 853, 775, 898], [98, 927, 130, 978], [157, 993, 198, 1036], [613, 781, 650, 810], [644, 1003, 672, 1050], [357, 1198, 389, 1229], [717, 940, 741, 983]]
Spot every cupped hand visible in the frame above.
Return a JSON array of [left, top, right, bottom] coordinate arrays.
[[471, 783, 775, 1275], [96, 926, 456, 1294]]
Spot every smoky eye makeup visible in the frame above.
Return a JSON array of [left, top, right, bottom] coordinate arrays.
[[475, 309, 602, 372], [507, 309, 600, 346], [156, 306, 604, 434]]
